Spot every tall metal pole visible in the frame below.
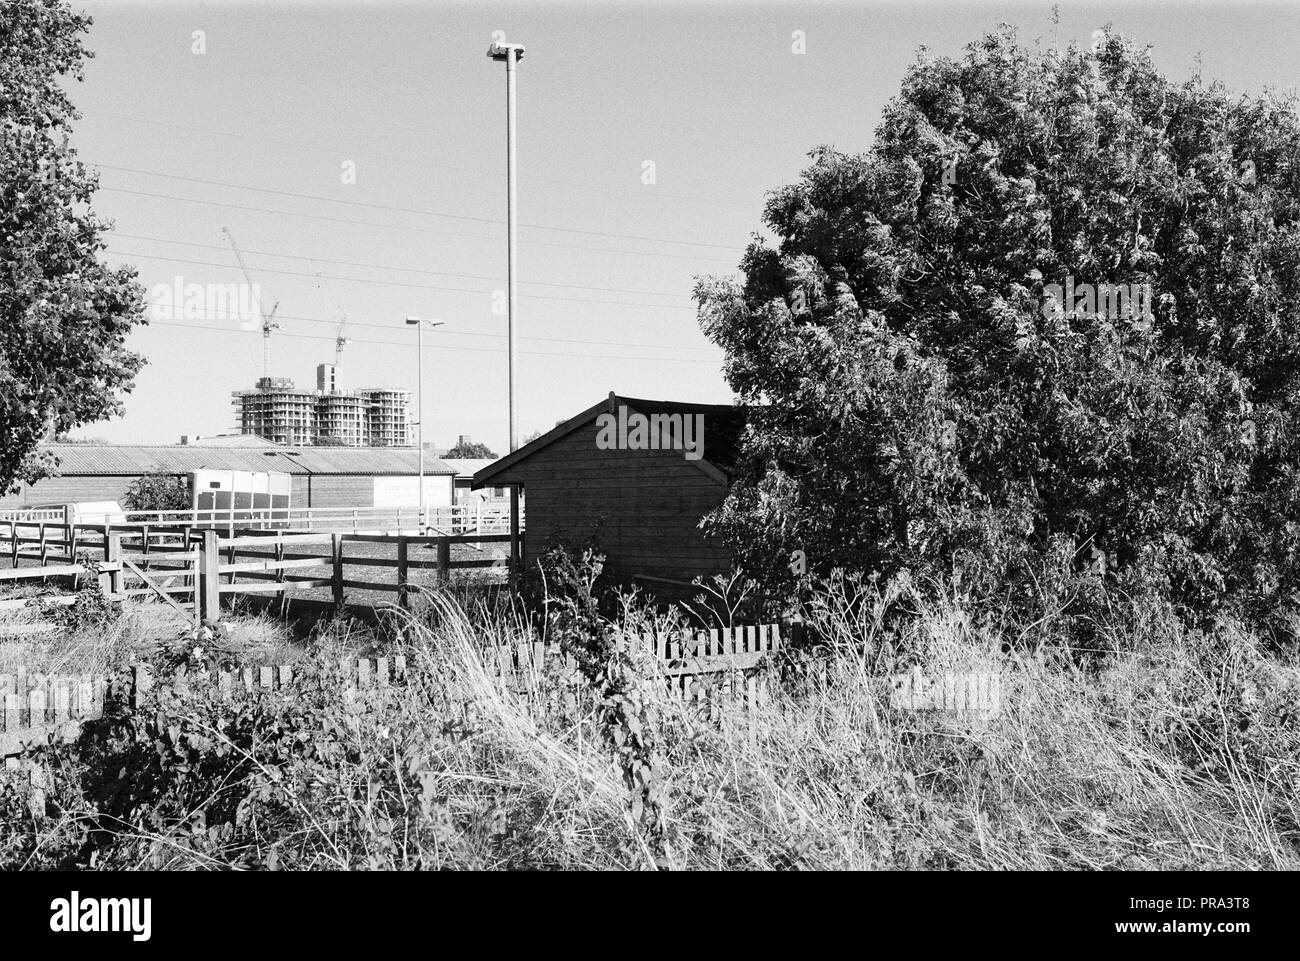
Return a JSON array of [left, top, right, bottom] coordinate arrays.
[[503, 45, 522, 577], [506, 48, 519, 456], [407, 316, 442, 532], [489, 39, 525, 580], [416, 321, 425, 532]]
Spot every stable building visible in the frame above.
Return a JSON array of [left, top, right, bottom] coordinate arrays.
[[0, 443, 456, 512], [473, 393, 747, 603]]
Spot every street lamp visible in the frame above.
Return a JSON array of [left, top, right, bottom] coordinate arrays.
[[406, 316, 444, 532], [487, 37, 525, 575]]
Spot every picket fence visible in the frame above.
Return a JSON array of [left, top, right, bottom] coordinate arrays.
[[1, 625, 785, 762]]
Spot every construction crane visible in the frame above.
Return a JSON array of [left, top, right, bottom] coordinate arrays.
[[314, 270, 351, 373], [221, 227, 280, 378]]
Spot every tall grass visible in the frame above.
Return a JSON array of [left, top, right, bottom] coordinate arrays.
[[2, 580, 1296, 870]]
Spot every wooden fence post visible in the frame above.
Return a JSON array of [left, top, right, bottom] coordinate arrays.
[[509, 489, 520, 582], [107, 534, 123, 597], [199, 529, 221, 623], [436, 536, 451, 586], [274, 535, 286, 614], [331, 532, 344, 609], [396, 536, 410, 609]]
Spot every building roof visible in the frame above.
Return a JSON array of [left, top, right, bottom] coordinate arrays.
[[42, 444, 456, 477], [473, 392, 747, 488], [182, 434, 280, 448], [441, 458, 497, 479]]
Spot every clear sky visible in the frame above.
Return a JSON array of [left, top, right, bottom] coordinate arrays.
[[66, 0, 1300, 451]]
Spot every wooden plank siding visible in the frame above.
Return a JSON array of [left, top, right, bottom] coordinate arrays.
[[488, 415, 732, 602]]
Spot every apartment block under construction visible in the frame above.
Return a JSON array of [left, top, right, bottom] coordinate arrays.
[[232, 365, 412, 447]]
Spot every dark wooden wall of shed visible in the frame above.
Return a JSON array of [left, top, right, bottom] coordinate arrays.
[[0, 476, 136, 508], [493, 419, 732, 603]]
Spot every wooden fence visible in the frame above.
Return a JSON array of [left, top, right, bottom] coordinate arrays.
[[1, 626, 785, 760], [7, 503, 522, 537], [0, 526, 520, 621]]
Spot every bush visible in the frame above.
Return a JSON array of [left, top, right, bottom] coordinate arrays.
[[695, 26, 1300, 638], [122, 470, 189, 512]]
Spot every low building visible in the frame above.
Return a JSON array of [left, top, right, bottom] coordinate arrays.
[[441, 459, 508, 503], [472, 392, 747, 604], [0, 443, 456, 511]]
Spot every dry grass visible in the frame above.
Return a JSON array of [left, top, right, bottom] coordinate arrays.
[[2, 582, 1297, 870]]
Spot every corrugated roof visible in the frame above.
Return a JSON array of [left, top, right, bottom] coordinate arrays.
[[44, 444, 455, 476], [441, 458, 496, 478]]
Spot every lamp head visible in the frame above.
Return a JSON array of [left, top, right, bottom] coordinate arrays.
[[487, 40, 525, 62]]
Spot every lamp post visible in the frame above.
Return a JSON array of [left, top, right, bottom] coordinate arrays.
[[406, 316, 444, 532], [487, 37, 526, 576], [486, 37, 524, 455]]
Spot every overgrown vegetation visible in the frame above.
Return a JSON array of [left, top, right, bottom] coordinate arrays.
[[122, 469, 190, 513], [695, 25, 1300, 639], [2, 563, 1295, 870]]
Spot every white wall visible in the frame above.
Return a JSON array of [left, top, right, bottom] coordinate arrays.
[[371, 475, 453, 508]]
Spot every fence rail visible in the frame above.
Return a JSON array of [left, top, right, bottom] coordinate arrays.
[[34, 503, 521, 536], [0, 525, 520, 621], [2, 624, 785, 760]]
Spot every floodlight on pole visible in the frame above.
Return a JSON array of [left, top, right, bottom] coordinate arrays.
[[486, 37, 525, 580], [406, 316, 444, 532]]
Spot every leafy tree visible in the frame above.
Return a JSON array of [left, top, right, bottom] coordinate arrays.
[[123, 470, 189, 513], [1, 0, 147, 493], [446, 440, 498, 459], [696, 26, 1300, 634]]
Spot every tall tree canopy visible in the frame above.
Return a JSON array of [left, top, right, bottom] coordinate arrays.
[[696, 26, 1300, 632], [446, 440, 499, 459], [1, 0, 146, 491]]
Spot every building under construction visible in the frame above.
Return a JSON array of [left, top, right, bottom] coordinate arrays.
[[232, 365, 412, 447]]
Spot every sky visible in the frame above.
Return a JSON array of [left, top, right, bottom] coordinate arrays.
[[64, 0, 1300, 451]]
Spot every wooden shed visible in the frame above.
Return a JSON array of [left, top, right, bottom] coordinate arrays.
[[474, 393, 747, 603]]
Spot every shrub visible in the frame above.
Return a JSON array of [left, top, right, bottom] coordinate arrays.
[[695, 26, 1300, 638], [122, 469, 189, 512]]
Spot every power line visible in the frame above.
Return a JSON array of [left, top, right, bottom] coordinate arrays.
[[129, 301, 716, 353], [144, 317, 724, 365], [108, 247, 699, 311], [99, 185, 741, 265], [91, 162, 742, 251], [105, 230, 692, 300], [91, 112, 763, 210]]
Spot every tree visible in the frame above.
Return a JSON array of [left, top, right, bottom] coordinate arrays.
[[1, 1, 147, 494], [122, 470, 189, 512], [446, 440, 498, 459], [695, 26, 1300, 633]]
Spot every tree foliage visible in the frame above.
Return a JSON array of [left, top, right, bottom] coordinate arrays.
[[122, 469, 190, 513], [1, 0, 147, 493], [696, 26, 1300, 634], [446, 440, 498, 459]]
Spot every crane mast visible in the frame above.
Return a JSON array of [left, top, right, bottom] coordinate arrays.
[[315, 270, 351, 377], [222, 227, 280, 379]]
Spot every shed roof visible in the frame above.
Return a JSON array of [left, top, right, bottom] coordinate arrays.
[[441, 458, 496, 479], [42, 444, 455, 477], [473, 393, 747, 488]]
